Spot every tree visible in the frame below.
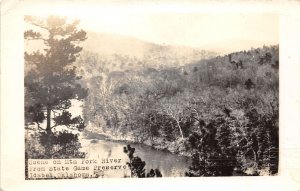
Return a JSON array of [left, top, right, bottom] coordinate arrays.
[[123, 145, 162, 178], [162, 104, 185, 140], [24, 16, 88, 136], [245, 79, 255, 90], [185, 116, 237, 177]]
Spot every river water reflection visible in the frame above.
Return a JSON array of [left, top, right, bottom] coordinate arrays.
[[80, 136, 190, 178], [70, 100, 190, 178]]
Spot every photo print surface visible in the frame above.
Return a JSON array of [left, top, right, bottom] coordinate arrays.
[[24, 13, 279, 179]]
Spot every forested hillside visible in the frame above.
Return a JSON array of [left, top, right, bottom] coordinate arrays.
[[81, 44, 279, 176], [23, 16, 279, 179], [74, 33, 217, 79]]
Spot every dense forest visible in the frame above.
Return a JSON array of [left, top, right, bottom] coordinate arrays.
[[24, 16, 279, 178], [80, 44, 279, 176]]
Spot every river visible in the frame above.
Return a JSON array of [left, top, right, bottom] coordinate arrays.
[[70, 99, 190, 178], [80, 133, 190, 178]]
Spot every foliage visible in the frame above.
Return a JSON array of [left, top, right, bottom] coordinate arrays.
[[24, 16, 88, 160], [25, 130, 85, 179], [80, 44, 279, 176], [26, 130, 85, 159], [123, 145, 162, 178]]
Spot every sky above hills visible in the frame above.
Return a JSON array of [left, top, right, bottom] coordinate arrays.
[[80, 13, 278, 53], [23, 1, 279, 54]]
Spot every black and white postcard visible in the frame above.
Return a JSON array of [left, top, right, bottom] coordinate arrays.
[[1, 0, 300, 191]]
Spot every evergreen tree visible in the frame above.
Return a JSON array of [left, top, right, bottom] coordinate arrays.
[[123, 145, 162, 178], [186, 117, 237, 176], [24, 16, 88, 137]]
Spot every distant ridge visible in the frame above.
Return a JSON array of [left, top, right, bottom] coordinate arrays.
[[82, 31, 218, 59], [82, 32, 153, 58], [202, 39, 278, 55]]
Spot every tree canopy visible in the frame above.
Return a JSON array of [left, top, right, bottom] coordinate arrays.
[[24, 16, 88, 134]]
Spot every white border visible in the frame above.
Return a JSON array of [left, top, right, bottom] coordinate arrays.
[[1, 0, 300, 191]]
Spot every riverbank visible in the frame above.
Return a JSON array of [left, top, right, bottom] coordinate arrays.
[[82, 128, 192, 157], [80, 130, 190, 177]]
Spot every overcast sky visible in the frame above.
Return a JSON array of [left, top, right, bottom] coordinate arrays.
[[80, 13, 278, 51], [22, 1, 279, 53]]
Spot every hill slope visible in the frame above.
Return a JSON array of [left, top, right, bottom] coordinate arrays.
[[75, 32, 218, 78]]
